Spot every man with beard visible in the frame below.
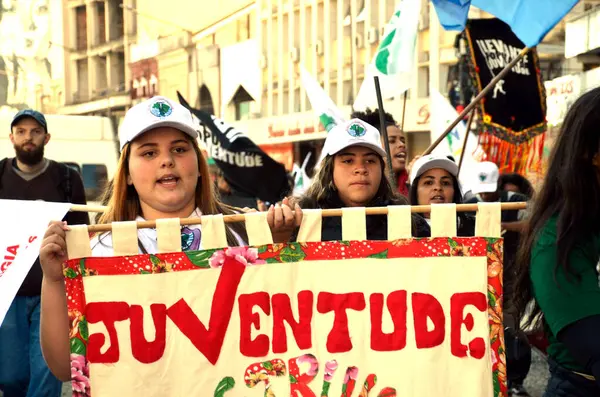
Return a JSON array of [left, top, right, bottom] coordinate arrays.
[[351, 108, 409, 196], [0, 109, 88, 397]]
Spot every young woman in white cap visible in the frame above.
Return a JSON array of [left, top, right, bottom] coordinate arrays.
[[294, 118, 429, 240], [408, 154, 475, 236], [37, 96, 299, 381]]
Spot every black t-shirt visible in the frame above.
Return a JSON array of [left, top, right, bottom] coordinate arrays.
[[0, 158, 89, 296]]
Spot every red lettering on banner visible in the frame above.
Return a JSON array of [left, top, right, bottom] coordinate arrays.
[[272, 291, 314, 353], [369, 291, 407, 351], [129, 304, 167, 364], [87, 301, 130, 363], [288, 354, 318, 396], [6, 245, 18, 257], [239, 292, 271, 357], [28, 236, 37, 243], [317, 292, 366, 353], [450, 292, 487, 359], [166, 258, 246, 364], [412, 293, 446, 349]]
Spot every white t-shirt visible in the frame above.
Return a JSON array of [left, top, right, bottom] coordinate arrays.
[[90, 208, 246, 256]]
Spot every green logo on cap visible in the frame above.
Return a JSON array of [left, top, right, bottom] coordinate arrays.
[[348, 122, 366, 138], [479, 173, 487, 182], [150, 100, 172, 118]]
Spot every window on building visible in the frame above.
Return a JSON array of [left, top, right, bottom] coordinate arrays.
[[232, 86, 254, 121], [198, 85, 214, 114], [75, 6, 87, 50], [97, 2, 106, 45], [81, 164, 108, 202]]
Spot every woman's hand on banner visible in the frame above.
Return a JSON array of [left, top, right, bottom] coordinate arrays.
[[268, 197, 302, 243], [39, 221, 70, 283]]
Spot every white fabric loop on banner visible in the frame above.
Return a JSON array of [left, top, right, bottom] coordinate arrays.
[[387, 205, 412, 240], [66, 225, 92, 260], [201, 214, 229, 249], [112, 221, 139, 256], [296, 209, 323, 243], [430, 203, 457, 237], [156, 218, 182, 253], [475, 202, 502, 237], [244, 212, 274, 246], [342, 207, 367, 241]]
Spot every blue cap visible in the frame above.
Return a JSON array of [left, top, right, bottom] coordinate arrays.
[[11, 109, 48, 132]]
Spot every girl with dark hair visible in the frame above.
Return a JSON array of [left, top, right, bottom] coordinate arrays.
[[514, 87, 600, 396], [408, 154, 475, 236], [297, 118, 429, 240], [499, 173, 535, 199]]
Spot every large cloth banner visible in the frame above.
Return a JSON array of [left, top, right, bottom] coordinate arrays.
[[465, 18, 547, 174], [0, 199, 70, 325], [64, 234, 506, 396]]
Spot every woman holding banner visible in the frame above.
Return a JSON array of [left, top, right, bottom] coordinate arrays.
[[515, 87, 600, 396], [295, 118, 429, 240], [408, 154, 475, 237], [37, 96, 300, 381]]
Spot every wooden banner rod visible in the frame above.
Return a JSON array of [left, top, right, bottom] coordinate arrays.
[[81, 202, 527, 233]]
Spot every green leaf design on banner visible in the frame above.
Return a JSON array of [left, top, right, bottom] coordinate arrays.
[[78, 318, 89, 341], [185, 250, 216, 268], [492, 369, 500, 394], [149, 254, 161, 266], [257, 245, 268, 254], [289, 374, 298, 384], [279, 243, 306, 263], [213, 376, 235, 397], [368, 249, 388, 259], [342, 383, 348, 395], [320, 381, 331, 396], [70, 337, 85, 355], [140, 269, 150, 274], [339, 241, 351, 246], [448, 238, 459, 249], [266, 257, 280, 264], [64, 268, 77, 279], [262, 361, 274, 371], [488, 290, 497, 308], [79, 259, 86, 275]]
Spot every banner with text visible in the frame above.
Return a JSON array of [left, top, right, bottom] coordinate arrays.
[[65, 239, 506, 397], [0, 200, 70, 325]]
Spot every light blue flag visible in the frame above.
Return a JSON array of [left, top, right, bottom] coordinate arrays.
[[431, 0, 578, 47]]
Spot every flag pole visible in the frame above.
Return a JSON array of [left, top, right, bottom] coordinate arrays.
[[457, 108, 476, 172], [400, 90, 408, 132], [374, 76, 396, 189], [423, 47, 530, 155]]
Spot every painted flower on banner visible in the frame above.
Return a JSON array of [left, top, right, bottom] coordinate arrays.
[[71, 354, 91, 397], [209, 247, 266, 268], [324, 360, 338, 382], [68, 310, 83, 339], [451, 245, 472, 256]]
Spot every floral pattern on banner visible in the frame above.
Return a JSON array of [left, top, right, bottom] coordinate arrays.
[[64, 237, 506, 397]]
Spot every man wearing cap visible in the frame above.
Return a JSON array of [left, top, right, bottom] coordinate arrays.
[[466, 161, 532, 397], [0, 109, 88, 396]]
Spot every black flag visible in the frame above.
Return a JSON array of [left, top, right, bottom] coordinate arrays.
[[177, 92, 290, 203]]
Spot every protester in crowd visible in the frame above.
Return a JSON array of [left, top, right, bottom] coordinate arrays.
[[408, 154, 475, 236], [0, 109, 89, 397], [499, 172, 535, 199], [466, 161, 531, 397], [293, 118, 429, 240], [351, 108, 410, 196], [38, 96, 301, 381], [214, 167, 261, 210], [514, 87, 600, 396]]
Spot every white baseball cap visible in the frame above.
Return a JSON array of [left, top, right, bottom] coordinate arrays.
[[321, 118, 386, 158], [119, 96, 198, 150], [470, 161, 500, 194], [410, 154, 459, 185]]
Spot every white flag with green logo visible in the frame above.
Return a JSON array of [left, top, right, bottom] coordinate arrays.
[[353, 0, 421, 111], [300, 65, 346, 132]]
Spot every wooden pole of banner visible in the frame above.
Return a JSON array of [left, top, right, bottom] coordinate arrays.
[[423, 47, 531, 155], [82, 202, 528, 232], [374, 76, 397, 189], [457, 108, 476, 172]]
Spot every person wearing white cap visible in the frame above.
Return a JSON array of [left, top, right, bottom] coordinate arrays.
[[36, 96, 301, 381], [293, 118, 429, 240], [408, 154, 475, 236]]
